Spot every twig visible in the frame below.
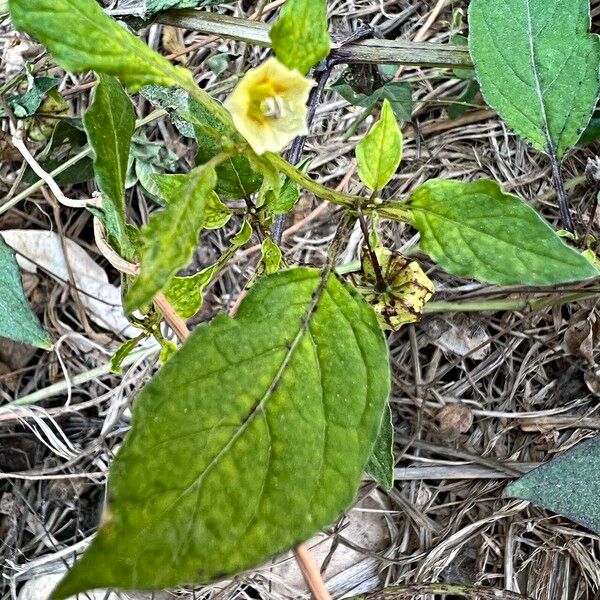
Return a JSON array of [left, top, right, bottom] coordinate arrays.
[[156, 11, 472, 69], [548, 144, 575, 232], [392, 0, 450, 81], [366, 583, 534, 599], [294, 543, 332, 600]]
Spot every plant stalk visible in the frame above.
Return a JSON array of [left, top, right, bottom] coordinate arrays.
[[156, 10, 472, 69]]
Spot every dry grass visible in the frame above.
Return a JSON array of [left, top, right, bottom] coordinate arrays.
[[1, 1, 600, 599]]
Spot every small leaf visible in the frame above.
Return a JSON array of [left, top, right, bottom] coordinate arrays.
[[356, 99, 403, 192], [269, 0, 330, 75], [51, 268, 390, 599], [260, 238, 282, 274], [111, 335, 145, 373], [0, 235, 52, 349], [408, 179, 600, 285], [84, 74, 136, 260], [204, 191, 232, 230], [469, 0, 600, 160], [0, 75, 60, 118], [579, 108, 600, 146], [9, 0, 195, 93], [125, 165, 217, 312], [332, 79, 412, 123], [164, 221, 251, 319], [505, 436, 600, 534], [365, 402, 394, 490]]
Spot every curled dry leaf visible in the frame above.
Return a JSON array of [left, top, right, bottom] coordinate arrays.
[[563, 308, 598, 365], [436, 403, 474, 442], [423, 315, 491, 360], [1, 230, 136, 337]]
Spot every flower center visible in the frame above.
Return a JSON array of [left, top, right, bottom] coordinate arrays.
[[260, 95, 287, 119]]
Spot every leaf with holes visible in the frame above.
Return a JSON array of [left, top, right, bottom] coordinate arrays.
[[505, 436, 600, 534], [51, 267, 390, 599], [408, 179, 599, 285], [469, 0, 600, 160], [0, 236, 52, 349]]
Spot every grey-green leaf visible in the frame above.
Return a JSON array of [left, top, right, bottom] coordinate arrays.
[[51, 268, 390, 599], [505, 436, 600, 534], [124, 165, 217, 312], [469, 0, 600, 160], [0, 75, 60, 118], [270, 0, 331, 75], [408, 179, 599, 285], [0, 236, 52, 349], [84, 74, 136, 259], [365, 402, 394, 490]]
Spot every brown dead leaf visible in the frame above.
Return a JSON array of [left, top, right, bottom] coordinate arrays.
[[436, 403, 474, 441]]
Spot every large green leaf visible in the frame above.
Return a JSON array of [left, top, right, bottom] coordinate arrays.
[[469, 0, 600, 160], [9, 0, 195, 92], [51, 268, 390, 599], [407, 179, 599, 285], [270, 0, 330, 75], [83, 74, 136, 260], [505, 436, 600, 534], [356, 99, 403, 192], [0, 236, 52, 349], [124, 165, 216, 312]]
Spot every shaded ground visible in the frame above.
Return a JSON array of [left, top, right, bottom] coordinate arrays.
[[1, 1, 600, 598]]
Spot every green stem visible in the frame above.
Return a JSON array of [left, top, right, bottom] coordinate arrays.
[[425, 290, 600, 313], [157, 10, 472, 69], [266, 152, 363, 210]]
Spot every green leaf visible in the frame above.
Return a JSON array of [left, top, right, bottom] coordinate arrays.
[[83, 74, 136, 260], [124, 165, 217, 312], [0, 75, 60, 118], [505, 436, 600, 534], [204, 191, 232, 230], [9, 0, 195, 92], [111, 335, 145, 373], [51, 268, 390, 599], [447, 80, 480, 120], [356, 99, 403, 192], [408, 179, 599, 285], [365, 402, 394, 490], [0, 236, 52, 349], [269, 0, 330, 75], [332, 79, 412, 123], [194, 108, 262, 200], [164, 221, 251, 319], [260, 238, 282, 274], [469, 0, 600, 160], [579, 108, 600, 146]]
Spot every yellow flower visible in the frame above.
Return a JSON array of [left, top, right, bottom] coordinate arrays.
[[225, 57, 315, 155]]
